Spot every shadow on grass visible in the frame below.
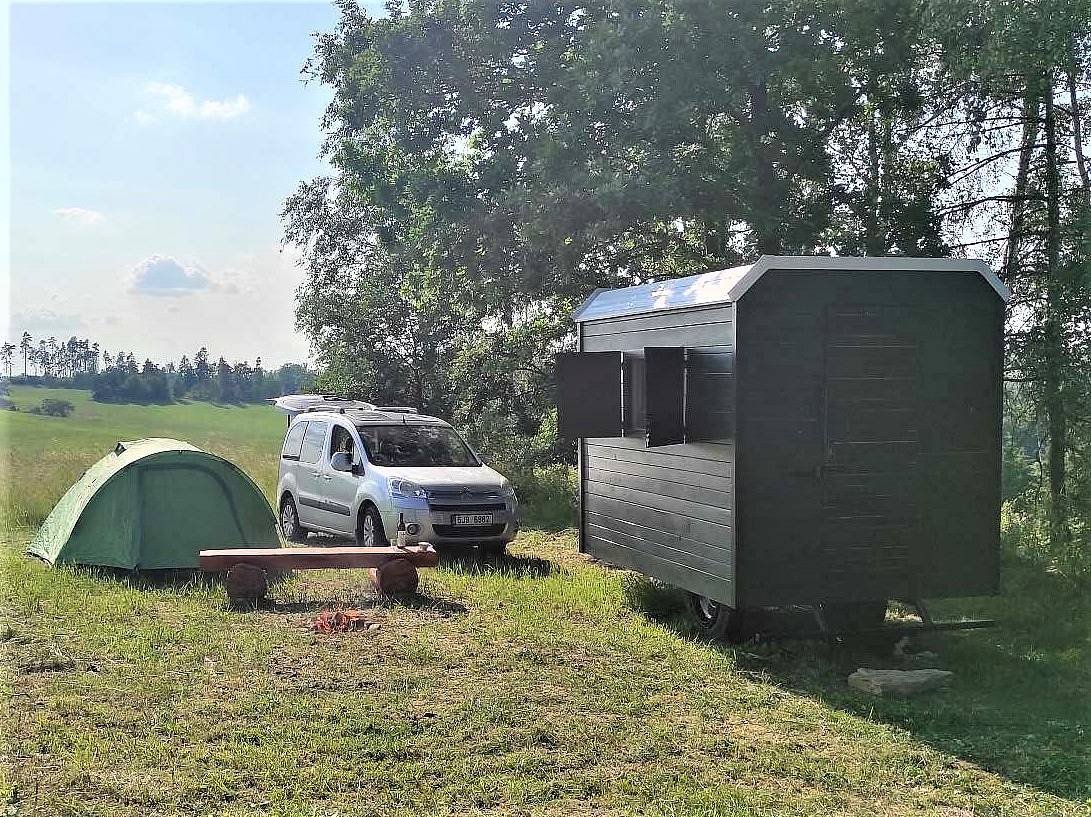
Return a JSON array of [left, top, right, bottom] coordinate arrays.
[[268, 583, 467, 618], [624, 566, 1091, 803], [436, 547, 553, 578], [65, 564, 218, 591]]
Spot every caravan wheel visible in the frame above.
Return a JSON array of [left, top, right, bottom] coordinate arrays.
[[687, 594, 746, 642]]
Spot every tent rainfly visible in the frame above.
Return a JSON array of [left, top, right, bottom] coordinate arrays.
[[29, 438, 279, 569]]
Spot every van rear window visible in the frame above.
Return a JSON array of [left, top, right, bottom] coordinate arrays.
[[282, 422, 307, 460], [299, 421, 329, 464]]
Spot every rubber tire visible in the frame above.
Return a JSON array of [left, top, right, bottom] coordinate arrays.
[[357, 504, 389, 548], [279, 496, 307, 543], [687, 593, 746, 642]]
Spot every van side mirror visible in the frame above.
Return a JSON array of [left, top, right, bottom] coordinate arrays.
[[330, 451, 353, 472]]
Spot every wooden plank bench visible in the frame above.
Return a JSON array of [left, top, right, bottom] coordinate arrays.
[[200, 544, 439, 603]]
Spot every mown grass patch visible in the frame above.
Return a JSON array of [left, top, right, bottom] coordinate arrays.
[[4, 529, 1089, 816]]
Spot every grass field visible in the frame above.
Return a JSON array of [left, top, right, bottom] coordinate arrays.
[[2, 386, 1089, 816]]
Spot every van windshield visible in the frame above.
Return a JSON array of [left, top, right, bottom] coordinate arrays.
[[356, 424, 480, 468]]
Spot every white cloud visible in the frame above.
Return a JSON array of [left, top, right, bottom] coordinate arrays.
[[54, 207, 105, 225], [129, 255, 211, 297], [127, 255, 254, 298], [140, 82, 252, 122], [10, 308, 87, 339]]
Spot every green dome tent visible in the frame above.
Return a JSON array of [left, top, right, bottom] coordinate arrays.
[[29, 438, 279, 569]]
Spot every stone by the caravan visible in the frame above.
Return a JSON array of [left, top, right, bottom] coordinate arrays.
[[848, 668, 954, 697]]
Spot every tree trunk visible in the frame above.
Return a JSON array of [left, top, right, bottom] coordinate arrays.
[[1066, 47, 1090, 209], [864, 104, 882, 254], [749, 81, 783, 255], [1042, 73, 1069, 552], [1004, 88, 1040, 278]]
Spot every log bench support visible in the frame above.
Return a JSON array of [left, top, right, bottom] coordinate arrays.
[[200, 545, 440, 605]]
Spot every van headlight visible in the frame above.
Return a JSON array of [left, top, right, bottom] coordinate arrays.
[[499, 482, 516, 498], [390, 479, 426, 499]]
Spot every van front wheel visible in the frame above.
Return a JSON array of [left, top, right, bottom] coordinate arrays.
[[357, 505, 389, 548], [280, 496, 307, 543]]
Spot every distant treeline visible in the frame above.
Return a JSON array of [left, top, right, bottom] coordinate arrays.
[[2, 333, 315, 405]]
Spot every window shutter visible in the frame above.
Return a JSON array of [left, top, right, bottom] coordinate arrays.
[[644, 347, 686, 447], [556, 352, 624, 438]]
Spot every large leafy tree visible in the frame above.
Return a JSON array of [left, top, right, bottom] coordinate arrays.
[[284, 0, 907, 437], [287, 0, 1091, 576]]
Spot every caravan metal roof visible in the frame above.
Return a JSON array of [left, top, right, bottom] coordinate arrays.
[[572, 255, 1009, 323]]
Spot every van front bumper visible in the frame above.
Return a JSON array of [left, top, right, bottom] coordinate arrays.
[[385, 503, 519, 545]]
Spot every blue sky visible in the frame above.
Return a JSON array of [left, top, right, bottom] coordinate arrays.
[[6, 1, 382, 366]]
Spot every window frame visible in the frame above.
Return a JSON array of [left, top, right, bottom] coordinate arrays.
[[281, 421, 308, 461], [298, 421, 329, 465], [328, 422, 360, 463], [355, 423, 481, 468]]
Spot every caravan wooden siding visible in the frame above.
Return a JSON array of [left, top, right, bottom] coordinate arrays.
[[735, 270, 1002, 607], [580, 304, 737, 606], [564, 257, 1005, 615]]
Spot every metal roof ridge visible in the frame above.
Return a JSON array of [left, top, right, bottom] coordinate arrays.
[[572, 255, 1008, 322]]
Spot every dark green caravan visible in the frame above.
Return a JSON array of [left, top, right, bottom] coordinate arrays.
[[29, 438, 279, 569]]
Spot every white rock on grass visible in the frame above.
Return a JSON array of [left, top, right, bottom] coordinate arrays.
[[848, 668, 954, 697]]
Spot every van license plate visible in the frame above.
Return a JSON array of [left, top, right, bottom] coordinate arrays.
[[452, 513, 493, 526]]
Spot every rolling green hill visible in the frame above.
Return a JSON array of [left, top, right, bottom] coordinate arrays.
[[1, 386, 286, 529]]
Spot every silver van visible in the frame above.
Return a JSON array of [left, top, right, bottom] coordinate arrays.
[[274, 399, 518, 552]]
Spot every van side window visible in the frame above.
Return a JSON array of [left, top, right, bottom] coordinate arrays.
[[330, 425, 356, 460], [282, 422, 307, 460], [299, 421, 328, 464]]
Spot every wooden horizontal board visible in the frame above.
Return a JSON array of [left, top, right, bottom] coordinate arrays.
[[584, 493, 733, 547], [686, 372, 735, 412], [819, 518, 915, 546], [583, 324, 732, 351], [586, 480, 733, 525], [586, 518, 733, 578], [740, 380, 822, 418], [687, 350, 736, 374], [586, 467, 732, 511], [687, 410, 735, 442], [585, 451, 734, 493], [827, 305, 917, 338], [826, 345, 918, 378], [744, 416, 821, 433], [827, 408, 918, 443], [744, 341, 824, 368], [826, 377, 917, 405], [582, 304, 735, 337], [826, 441, 919, 469], [586, 445, 734, 483], [586, 436, 735, 473], [584, 534, 736, 607], [744, 311, 824, 341], [199, 545, 439, 572], [742, 484, 823, 519]]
